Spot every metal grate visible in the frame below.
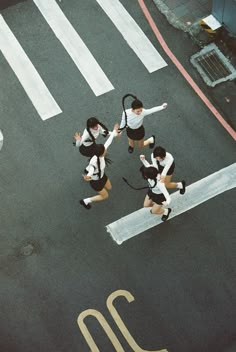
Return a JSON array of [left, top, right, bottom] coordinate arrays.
[[191, 43, 236, 87]]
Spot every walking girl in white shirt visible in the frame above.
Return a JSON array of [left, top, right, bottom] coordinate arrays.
[[140, 155, 171, 221], [74, 117, 111, 157], [80, 124, 119, 210], [150, 146, 186, 193], [119, 94, 167, 153]]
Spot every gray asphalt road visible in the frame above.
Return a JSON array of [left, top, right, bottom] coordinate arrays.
[[0, 0, 236, 351]]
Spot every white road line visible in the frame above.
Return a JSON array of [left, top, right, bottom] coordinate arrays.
[[0, 15, 62, 121], [96, 0, 167, 73], [33, 0, 114, 96], [0, 129, 3, 151], [106, 163, 236, 245]]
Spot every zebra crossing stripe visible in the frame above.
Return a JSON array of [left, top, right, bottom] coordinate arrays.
[[0, 129, 3, 151], [96, 0, 167, 73], [33, 0, 114, 96], [0, 15, 62, 121], [106, 163, 236, 244]]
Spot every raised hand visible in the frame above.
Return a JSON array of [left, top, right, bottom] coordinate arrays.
[[74, 132, 81, 141], [82, 174, 91, 181]]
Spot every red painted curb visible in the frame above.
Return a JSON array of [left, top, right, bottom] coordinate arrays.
[[138, 0, 236, 141]]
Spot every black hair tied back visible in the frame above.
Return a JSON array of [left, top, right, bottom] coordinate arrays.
[[119, 93, 138, 132], [122, 166, 157, 190]]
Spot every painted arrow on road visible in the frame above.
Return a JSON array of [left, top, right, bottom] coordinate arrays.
[[106, 163, 236, 245]]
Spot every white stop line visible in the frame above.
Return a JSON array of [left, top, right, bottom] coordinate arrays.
[[106, 163, 236, 245]]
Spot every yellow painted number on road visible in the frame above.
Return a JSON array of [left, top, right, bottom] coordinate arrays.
[[77, 289, 168, 352]]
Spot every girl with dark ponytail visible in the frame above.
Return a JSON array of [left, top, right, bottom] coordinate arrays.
[[119, 93, 168, 154], [74, 117, 111, 157], [139, 155, 171, 221], [123, 155, 171, 221], [80, 123, 119, 210]]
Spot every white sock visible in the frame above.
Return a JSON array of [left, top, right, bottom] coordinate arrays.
[[163, 208, 168, 215], [147, 136, 154, 144], [84, 198, 92, 205], [177, 182, 183, 189]]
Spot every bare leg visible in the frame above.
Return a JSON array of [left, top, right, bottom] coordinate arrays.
[[163, 175, 186, 194], [128, 138, 135, 148], [151, 203, 164, 215], [143, 194, 153, 207], [104, 178, 112, 191], [80, 179, 112, 209], [138, 138, 145, 148], [139, 135, 155, 148], [89, 188, 109, 203], [163, 175, 178, 189], [144, 197, 172, 221], [138, 137, 155, 148]]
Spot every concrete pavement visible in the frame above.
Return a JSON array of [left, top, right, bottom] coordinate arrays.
[[153, 0, 236, 133], [153, 0, 211, 34], [0, 0, 26, 10]]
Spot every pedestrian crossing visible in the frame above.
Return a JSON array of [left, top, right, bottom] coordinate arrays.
[[33, 0, 114, 97], [0, 14, 62, 121], [0, 0, 167, 120], [96, 0, 167, 73]]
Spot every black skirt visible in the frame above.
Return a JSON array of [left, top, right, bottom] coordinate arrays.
[[147, 189, 166, 205], [158, 161, 175, 176], [126, 125, 145, 141], [79, 143, 97, 157], [89, 174, 108, 191]]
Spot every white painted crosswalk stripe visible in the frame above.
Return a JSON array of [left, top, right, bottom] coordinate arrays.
[[0, 129, 3, 151], [33, 0, 114, 97], [1, 1, 168, 119], [96, 0, 167, 73], [106, 163, 236, 245], [0, 15, 62, 121]]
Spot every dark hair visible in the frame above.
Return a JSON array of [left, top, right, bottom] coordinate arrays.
[[140, 166, 158, 180], [123, 166, 157, 190], [153, 146, 166, 159], [87, 117, 99, 129], [119, 93, 138, 131], [94, 144, 105, 157], [92, 144, 112, 179], [131, 99, 143, 110], [86, 117, 109, 143]]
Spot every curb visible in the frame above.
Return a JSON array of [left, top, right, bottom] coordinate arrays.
[[152, 0, 203, 36]]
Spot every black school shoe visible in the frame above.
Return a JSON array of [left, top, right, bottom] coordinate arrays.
[[128, 146, 134, 153], [161, 208, 171, 222], [180, 180, 186, 195], [149, 135, 155, 148], [80, 199, 91, 209]]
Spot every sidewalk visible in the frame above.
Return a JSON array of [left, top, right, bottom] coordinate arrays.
[[153, 0, 211, 34], [0, 0, 26, 10], [153, 0, 236, 135]]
